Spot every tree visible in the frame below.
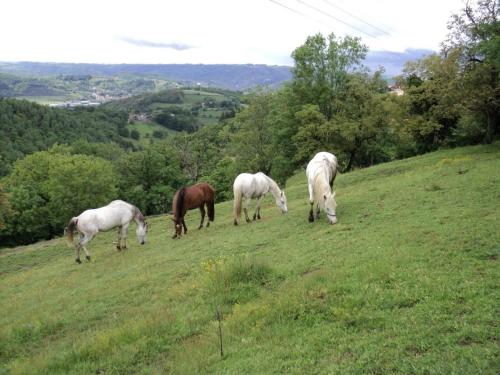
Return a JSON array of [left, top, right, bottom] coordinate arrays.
[[291, 33, 368, 120], [0, 184, 10, 231], [443, 0, 500, 143], [130, 129, 140, 140], [115, 143, 185, 215], [293, 71, 393, 170], [230, 91, 277, 175], [1, 149, 118, 245]]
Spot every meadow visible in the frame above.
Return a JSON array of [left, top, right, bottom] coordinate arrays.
[[0, 143, 498, 374]]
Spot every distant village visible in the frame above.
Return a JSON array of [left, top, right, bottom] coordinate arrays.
[[47, 92, 128, 108]]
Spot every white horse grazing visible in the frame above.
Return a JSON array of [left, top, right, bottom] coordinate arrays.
[[233, 172, 287, 225], [306, 152, 338, 224], [66, 200, 148, 263]]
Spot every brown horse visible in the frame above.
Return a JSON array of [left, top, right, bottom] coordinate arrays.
[[171, 182, 215, 238]]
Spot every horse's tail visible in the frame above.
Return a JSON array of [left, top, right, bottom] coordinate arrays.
[[174, 187, 186, 221], [233, 185, 242, 219], [66, 217, 78, 246], [207, 199, 215, 222]]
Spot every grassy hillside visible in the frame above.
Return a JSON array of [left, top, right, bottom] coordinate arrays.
[[1, 144, 498, 374]]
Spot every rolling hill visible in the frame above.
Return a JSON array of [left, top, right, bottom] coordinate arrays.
[[0, 143, 498, 374], [0, 62, 292, 91]]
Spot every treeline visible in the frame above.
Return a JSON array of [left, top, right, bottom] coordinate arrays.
[[0, 0, 497, 246], [0, 99, 134, 176]]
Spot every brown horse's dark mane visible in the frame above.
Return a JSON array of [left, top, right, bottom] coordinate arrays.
[[174, 187, 187, 222]]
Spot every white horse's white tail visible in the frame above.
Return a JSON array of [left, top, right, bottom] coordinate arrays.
[[66, 217, 78, 246], [233, 186, 242, 220]]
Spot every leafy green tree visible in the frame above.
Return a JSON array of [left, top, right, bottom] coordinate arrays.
[[0, 184, 11, 231], [1, 150, 118, 245], [293, 71, 393, 170], [444, 0, 499, 142], [200, 157, 238, 202], [291, 33, 368, 120], [130, 129, 140, 140], [401, 51, 463, 151], [115, 143, 185, 215]]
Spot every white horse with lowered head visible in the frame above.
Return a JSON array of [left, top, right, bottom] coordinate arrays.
[[66, 200, 148, 263], [306, 152, 338, 224], [233, 172, 287, 225]]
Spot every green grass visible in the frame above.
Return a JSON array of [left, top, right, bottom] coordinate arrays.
[[1, 143, 499, 374]]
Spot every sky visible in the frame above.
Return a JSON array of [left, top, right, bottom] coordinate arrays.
[[0, 0, 465, 66]]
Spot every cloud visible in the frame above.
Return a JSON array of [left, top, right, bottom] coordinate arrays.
[[118, 37, 194, 50]]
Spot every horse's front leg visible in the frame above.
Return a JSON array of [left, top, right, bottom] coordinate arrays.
[[308, 203, 315, 222], [308, 183, 315, 222], [116, 226, 122, 251], [182, 219, 188, 234], [198, 206, 206, 229], [315, 203, 321, 220], [121, 224, 129, 250]]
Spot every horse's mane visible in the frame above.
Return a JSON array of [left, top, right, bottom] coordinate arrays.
[[131, 205, 145, 224], [174, 187, 186, 221], [311, 159, 333, 204]]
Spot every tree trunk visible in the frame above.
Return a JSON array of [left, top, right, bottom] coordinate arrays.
[[346, 149, 356, 171]]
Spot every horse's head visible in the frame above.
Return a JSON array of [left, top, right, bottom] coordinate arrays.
[[136, 219, 148, 245], [171, 217, 183, 239], [276, 190, 288, 214], [324, 191, 337, 224]]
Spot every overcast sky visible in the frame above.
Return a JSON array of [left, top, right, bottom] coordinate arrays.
[[1, 0, 465, 66]]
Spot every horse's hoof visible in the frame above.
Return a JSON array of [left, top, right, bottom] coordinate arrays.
[[252, 215, 256, 221], [257, 215, 261, 220], [86, 255, 91, 262], [233, 220, 238, 226], [75, 258, 82, 264], [198, 225, 203, 230], [206, 222, 210, 228], [308, 216, 314, 223]]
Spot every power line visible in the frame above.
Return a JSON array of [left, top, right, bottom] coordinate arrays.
[[295, 0, 378, 38], [267, 0, 333, 29], [320, 0, 391, 36]]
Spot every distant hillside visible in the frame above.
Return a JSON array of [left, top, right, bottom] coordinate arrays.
[[0, 71, 178, 103], [0, 62, 292, 91], [105, 87, 240, 138]]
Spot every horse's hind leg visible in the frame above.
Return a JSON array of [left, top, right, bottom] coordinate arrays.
[[243, 197, 251, 223], [198, 206, 206, 229], [182, 219, 188, 234], [75, 241, 82, 264], [116, 226, 122, 251], [80, 233, 94, 262], [254, 195, 264, 220]]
